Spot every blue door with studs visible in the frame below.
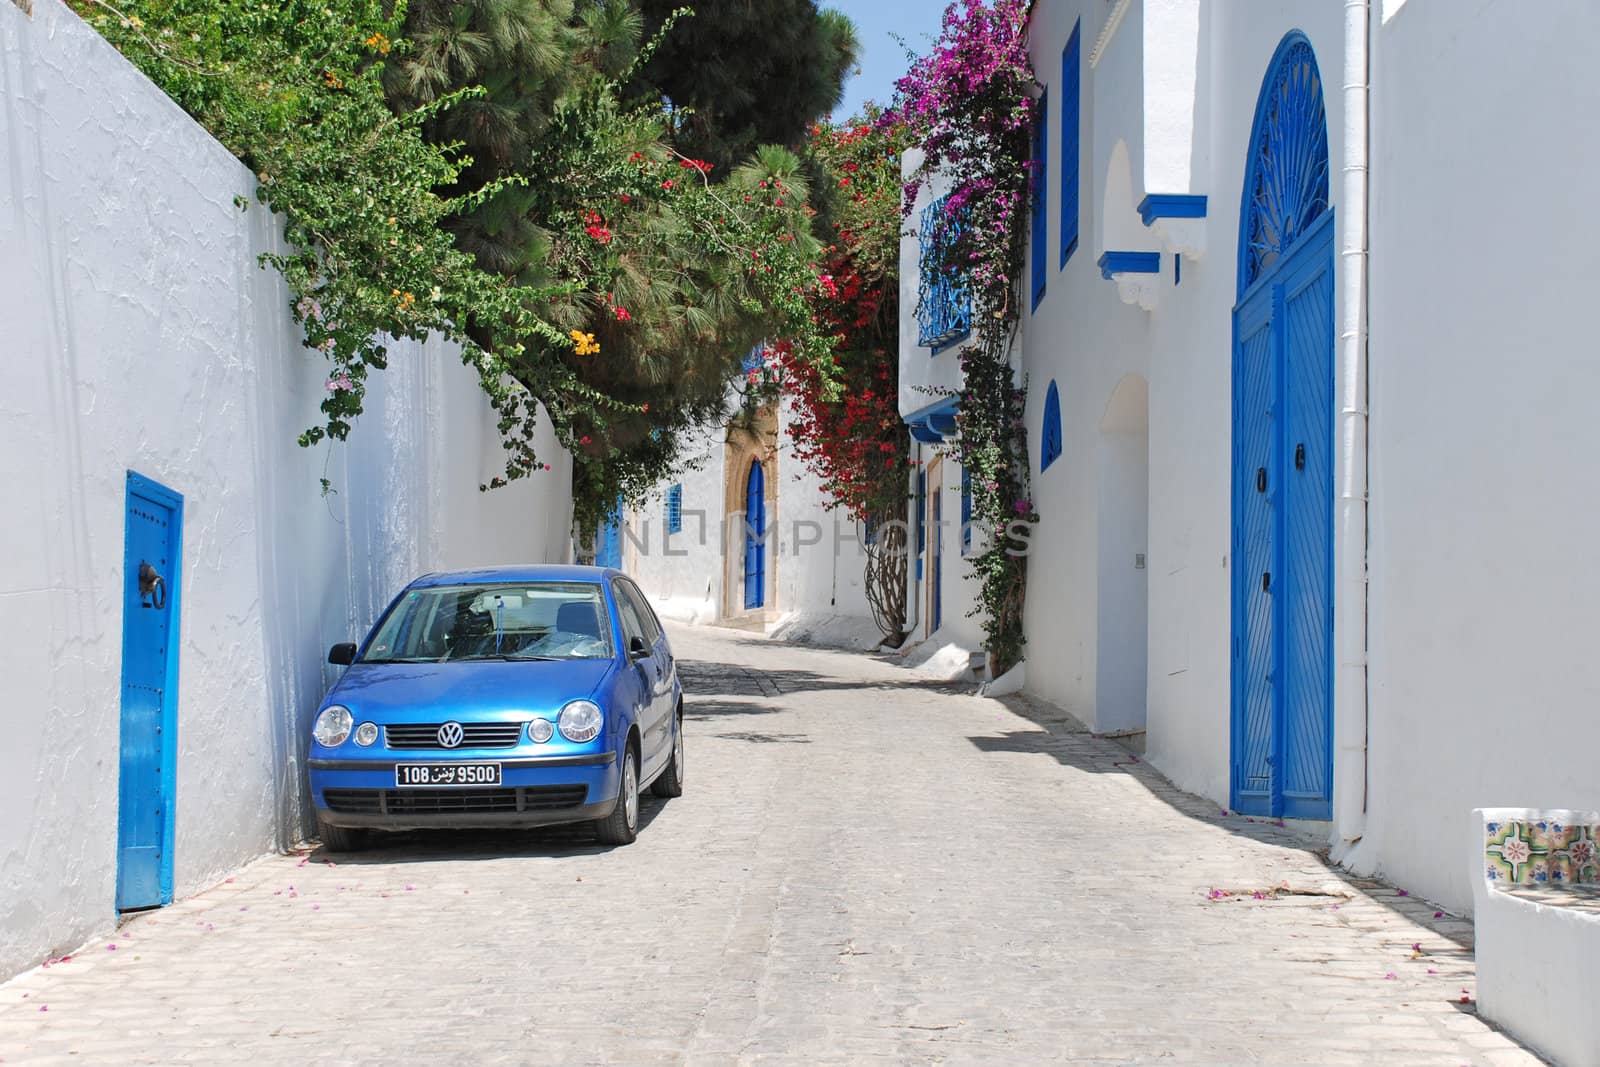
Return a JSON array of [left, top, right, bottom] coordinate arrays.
[[1230, 33, 1335, 820], [118, 472, 183, 911], [743, 460, 766, 610]]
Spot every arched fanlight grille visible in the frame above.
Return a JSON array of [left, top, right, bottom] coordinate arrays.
[[1239, 35, 1329, 296]]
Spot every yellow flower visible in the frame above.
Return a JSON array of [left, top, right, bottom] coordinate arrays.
[[569, 329, 600, 356], [364, 32, 392, 55]]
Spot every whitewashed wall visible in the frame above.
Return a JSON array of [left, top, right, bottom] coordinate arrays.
[[0, 0, 572, 979], [1364, 0, 1600, 913], [1019, 0, 1348, 808], [627, 422, 727, 618], [628, 398, 878, 639]]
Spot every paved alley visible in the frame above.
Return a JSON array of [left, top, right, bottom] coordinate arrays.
[[0, 626, 1541, 1065]]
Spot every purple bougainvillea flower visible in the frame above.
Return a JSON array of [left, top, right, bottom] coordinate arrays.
[[106, 944, 116, 952], [404, 885, 415, 892], [1412, 942, 1422, 953], [1397, 889, 1409, 896], [1428, 968, 1438, 974], [1384, 972, 1397, 980], [39, 1005, 47, 1012], [1433, 910, 1443, 919]]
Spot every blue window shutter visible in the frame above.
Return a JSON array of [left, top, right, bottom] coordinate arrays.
[[1041, 381, 1063, 471], [666, 484, 682, 534], [1060, 23, 1081, 268], [1031, 91, 1048, 311], [916, 471, 926, 554]]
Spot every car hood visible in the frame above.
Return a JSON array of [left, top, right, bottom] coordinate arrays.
[[327, 658, 617, 720]]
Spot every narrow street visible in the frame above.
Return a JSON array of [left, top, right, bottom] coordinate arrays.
[[1, 626, 1538, 1065]]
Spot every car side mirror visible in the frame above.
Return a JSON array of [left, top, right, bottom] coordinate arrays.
[[328, 643, 357, 666], [628, 636, 650, 660]]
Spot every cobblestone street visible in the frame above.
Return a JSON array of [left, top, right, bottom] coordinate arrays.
[[0, 626, 1542, 1065]]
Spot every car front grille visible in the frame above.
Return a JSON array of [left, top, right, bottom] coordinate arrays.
[[383, 722, 525, 749], [323, 786, 589, 816]]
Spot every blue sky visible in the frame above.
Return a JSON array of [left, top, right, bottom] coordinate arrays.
[[827, 0, 947, 119]]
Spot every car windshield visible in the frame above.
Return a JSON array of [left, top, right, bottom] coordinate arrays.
[[360, 582, 613, 663]]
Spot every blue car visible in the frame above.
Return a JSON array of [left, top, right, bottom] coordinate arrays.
[[308, 565, 683, 850]]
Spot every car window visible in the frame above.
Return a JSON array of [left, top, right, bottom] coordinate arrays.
[[618, 580, 662, 644], [613, 584, 649, 651], [362, 582, 613, 662]]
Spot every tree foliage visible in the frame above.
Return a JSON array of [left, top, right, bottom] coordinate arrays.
[[70, 0, 853, 537], [633, 0, 859, 172]]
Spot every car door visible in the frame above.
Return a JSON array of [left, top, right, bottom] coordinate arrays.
[[612, 581, 668, 776]]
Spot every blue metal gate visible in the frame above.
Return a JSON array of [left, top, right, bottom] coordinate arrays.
[[118, 472, 183, 911], [1230, 33, 1335, 820], [743, 460, 766, 610]]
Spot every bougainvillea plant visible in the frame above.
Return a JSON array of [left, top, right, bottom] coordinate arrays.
[[888, 0, 1038, 673], [69, 1, 839, 536], [773, 112, 912, 640]]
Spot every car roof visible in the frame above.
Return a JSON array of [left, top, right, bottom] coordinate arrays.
[[408, 565, 624, 589]]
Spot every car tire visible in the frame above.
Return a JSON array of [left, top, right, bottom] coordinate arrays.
[[651, 709, 684, 798], [594, 747, 640, 846], [316, 814, 368, 853]]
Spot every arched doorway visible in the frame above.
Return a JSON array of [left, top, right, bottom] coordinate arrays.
[[1230, 31, 1335, 820], [1096, 375, 1149, 735], [743, 459, 767, 610]]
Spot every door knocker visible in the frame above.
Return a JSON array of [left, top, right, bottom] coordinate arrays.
[[138, 562, 167, 610]]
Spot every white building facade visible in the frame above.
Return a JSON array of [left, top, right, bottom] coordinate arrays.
[[622, 385, 881, 648], [1, 0, 573, 979], [904, 0, 1600, 920]]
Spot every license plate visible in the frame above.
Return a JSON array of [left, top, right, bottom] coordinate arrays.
[[395, 763, 502, 788]]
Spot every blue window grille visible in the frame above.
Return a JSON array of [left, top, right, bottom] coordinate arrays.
[[1041, 381, 1063, 471], [960, 466, 972, 554], [916, 197, 972, 349], [1031, 90, 1048, 311], [1060, 24, 1081, 268], [665, 484, 683, 534]]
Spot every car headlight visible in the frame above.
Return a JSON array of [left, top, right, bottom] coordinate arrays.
[[353, 722, 379, 747], [313, 705, 353, 747], [527, 718, 554, 743], [557, 700, 603, 743]]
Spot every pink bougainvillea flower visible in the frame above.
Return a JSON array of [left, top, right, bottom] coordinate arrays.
[[1428, 968, 1438, 974], [1433, 910, 1444, 918], [106, 944, 116, 952], [1383, 972, 1397, 980], [311, 904, 320, 910], [1411, 942, 1422, 953], [404, 885, 415, 891], [39, 1005, 47, 1012], [1397, 888, 1409, 896]]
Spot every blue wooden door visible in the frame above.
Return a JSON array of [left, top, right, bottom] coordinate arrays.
[[118, 472, 183, 911], [1232, 283, 1277, 814], [743, 460, 766, 610], [595, 498, 623, 570], [1231, 213, 1335, 819], [1278, 218, 1335, 818]]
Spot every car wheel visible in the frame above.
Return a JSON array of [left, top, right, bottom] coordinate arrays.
[[594, 747, 639, 846], [316, 814, 368, 853], [651, 709, 684, 798]]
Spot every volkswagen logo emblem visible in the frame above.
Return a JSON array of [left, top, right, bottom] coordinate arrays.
[[437, 721, 465, 749]]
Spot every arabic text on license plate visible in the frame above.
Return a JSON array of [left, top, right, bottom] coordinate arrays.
[[395, 763, 503, 788]]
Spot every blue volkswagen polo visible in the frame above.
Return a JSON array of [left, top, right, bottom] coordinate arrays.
[[308, 566, 683, 850]]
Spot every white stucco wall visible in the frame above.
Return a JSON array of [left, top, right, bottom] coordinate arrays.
[[626, 422, 727, 616], [0, 0, 571, 979], [1019, 0, 1348, 814], [1364, 0, 1600, 914]]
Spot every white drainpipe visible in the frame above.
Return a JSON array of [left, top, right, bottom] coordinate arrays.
[[902, 440, 920, 638], [1333, 0, 1371, 846]]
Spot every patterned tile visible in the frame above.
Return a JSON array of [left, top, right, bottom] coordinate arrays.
[[1486, 819, 1599, 886]]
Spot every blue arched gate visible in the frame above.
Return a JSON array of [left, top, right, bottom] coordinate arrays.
[[743, 460, 766, 610], [1231, 32, 1335, 820]]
